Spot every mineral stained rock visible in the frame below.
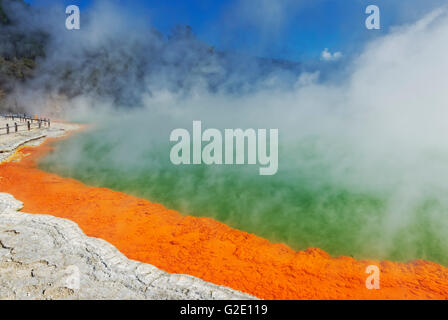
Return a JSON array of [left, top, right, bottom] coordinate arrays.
[[0, 193, 254, 300]]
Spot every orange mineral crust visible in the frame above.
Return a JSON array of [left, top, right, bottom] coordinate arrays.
[[1, 140, 448, 300]]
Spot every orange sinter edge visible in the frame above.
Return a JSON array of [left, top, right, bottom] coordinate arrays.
[[0, 137, 448, 300]]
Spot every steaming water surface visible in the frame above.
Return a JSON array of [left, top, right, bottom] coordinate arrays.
[[39, 122, 448, 266], [3, 0, 446, 266]]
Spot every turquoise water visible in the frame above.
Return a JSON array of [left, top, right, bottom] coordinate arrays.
[[39, 124, 448, 265]]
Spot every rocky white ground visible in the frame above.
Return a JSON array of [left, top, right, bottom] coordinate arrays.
[[0, 194, 253, 300]]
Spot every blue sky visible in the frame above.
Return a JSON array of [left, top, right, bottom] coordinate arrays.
[[24, 0, 446, 61]]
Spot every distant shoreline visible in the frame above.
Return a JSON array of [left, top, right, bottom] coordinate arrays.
[[0, 119, 79, 163]]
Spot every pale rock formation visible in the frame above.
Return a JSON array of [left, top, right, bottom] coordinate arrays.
[[0, 193, 255, 300]]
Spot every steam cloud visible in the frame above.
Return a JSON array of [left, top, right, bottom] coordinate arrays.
[[2, 0, 448, 263]]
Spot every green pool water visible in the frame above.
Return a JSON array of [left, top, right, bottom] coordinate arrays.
[[39, 124, 448, 266]]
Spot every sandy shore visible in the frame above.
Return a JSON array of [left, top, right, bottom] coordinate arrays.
[[0, 121, 253, 300]]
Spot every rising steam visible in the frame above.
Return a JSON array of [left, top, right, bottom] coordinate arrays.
[[2, 0, 448, 264]]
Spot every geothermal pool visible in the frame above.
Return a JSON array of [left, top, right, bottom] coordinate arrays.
[[39, 123, 448, 266]]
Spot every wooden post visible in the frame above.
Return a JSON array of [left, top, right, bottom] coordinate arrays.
[[27, 121, 31, 131], [6, 123, 9, 134], [14, 122, 18, 132]]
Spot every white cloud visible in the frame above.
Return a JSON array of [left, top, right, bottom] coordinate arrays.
[[320, 48, 342, 61]]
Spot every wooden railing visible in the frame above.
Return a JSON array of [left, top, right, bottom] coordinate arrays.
[[0, 114, 51, 136]]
